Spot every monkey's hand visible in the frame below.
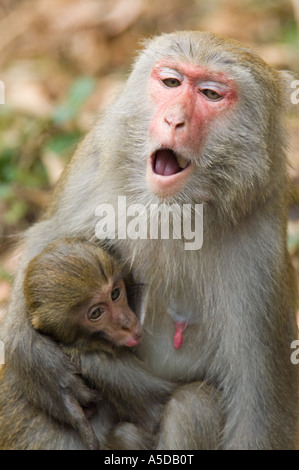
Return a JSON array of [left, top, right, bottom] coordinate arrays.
[[62, 394, 100, 450]]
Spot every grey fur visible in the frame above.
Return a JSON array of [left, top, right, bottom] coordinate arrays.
[[0, 31, 298, 450]]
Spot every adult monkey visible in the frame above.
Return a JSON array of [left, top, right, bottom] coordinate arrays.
[[1, 31, 298, 450]]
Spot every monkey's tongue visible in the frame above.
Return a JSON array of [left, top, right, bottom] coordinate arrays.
[[154, 149, 182, 176], [173, 322, 187, 350]]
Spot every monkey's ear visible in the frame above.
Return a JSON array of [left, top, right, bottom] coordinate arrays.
[[28, 306, 45, 331], [278, 70, 297, 110], [30, 316, 41, 331]]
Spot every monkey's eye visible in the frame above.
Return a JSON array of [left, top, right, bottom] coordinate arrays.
[[88, 307, 104, 321], [111, 287, 121, 301], [162, 78, 181, 88], [201, 89, 222, 100]]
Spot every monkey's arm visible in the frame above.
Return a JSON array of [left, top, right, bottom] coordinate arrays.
[[2, 298, 100, 449], [2, 304, 100, 448], [74, 349, 176, 430], [214, 232, 298, 450]]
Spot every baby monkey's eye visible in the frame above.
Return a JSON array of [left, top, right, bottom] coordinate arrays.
[[111, 287, 121, 301], [201, 89, 222, 100], [162, 78, 181, 88], [88, 307, 104, 321]]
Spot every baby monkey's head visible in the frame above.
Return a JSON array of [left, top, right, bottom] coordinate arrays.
[[23, 238, 142, 348]]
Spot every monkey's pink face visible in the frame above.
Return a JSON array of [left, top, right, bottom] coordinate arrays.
[[147, 61, 237, 197]]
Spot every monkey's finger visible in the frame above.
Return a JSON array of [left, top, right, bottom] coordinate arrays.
[[62, 393, 100, 450]]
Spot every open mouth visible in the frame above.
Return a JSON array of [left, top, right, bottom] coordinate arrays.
[[152, 149, 190, 176], [147, 148, 194, 196]]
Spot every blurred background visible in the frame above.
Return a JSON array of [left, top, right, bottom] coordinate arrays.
[[0, 0, 299, 308]]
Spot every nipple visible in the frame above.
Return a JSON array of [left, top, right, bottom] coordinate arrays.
[[173, 321, 187, 349]]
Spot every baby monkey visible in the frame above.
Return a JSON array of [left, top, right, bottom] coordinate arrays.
[[24, 238, 142, 350], [22, 238, 174, 450]]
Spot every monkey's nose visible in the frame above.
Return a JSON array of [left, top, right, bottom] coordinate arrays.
[[164, 116, 185, 129], [163, 105, 187, 130]]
